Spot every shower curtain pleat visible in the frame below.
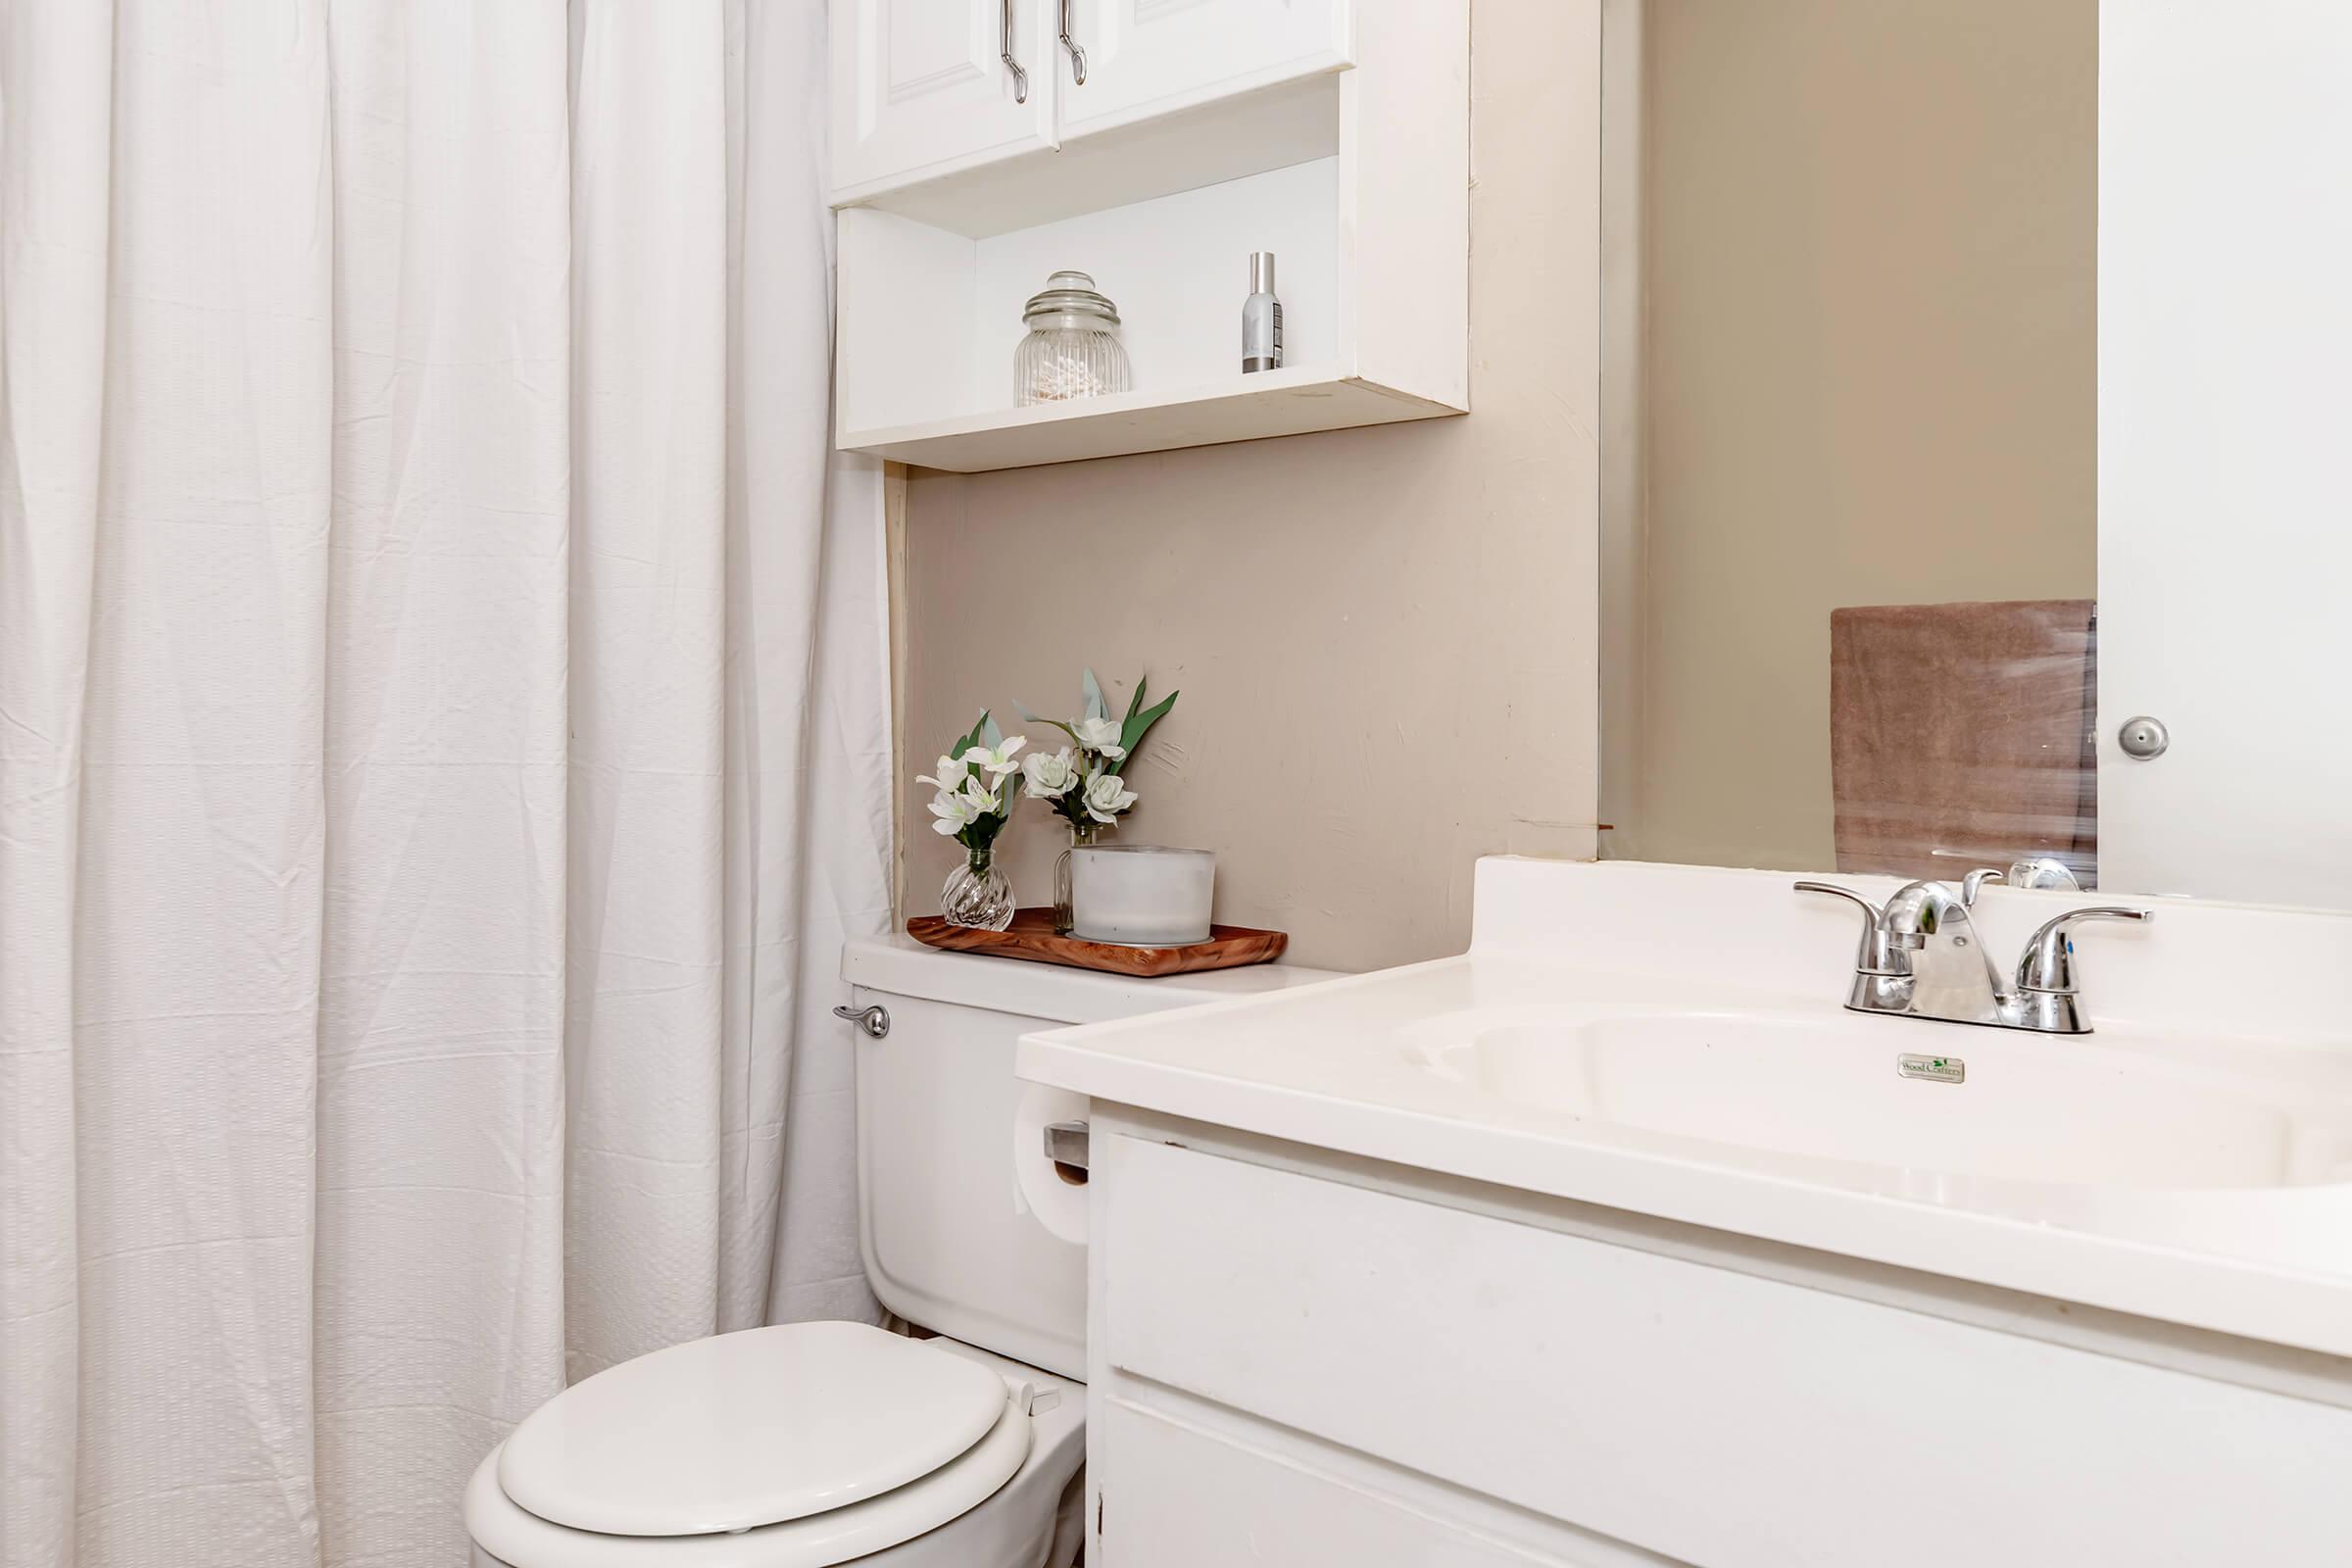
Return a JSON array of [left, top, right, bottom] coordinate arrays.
[[315, 4, 571, 1564], [70, 4, 334, 1563], [1, 6, 115, 1566], [561, 0, 735, 1384], [738, 0, 897, 1333], [0, 2, 891, 1563]]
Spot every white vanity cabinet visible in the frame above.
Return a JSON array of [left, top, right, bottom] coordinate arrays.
[[1054, 0, 1354, 141], [827, 0, 1058, 201], [825, 0, 1481, 472], [1083, 1113, 2352, 1568]]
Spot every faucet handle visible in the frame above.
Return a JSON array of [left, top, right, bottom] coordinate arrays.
[[1961, 867, 2005, 907], [1793, 881, 1907, 976], [2015, 906, 2153, 995]]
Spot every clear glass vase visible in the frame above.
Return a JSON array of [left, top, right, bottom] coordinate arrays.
[[941, 847, 1015, 931], [1015, 324, 1131, 405], [1053, 821, 1102, 936], [1014, 270, 1132, 407]]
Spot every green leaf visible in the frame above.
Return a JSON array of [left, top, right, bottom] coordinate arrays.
[[1082, 667, 1110, 722], [1124, 674, 1148, 721], [980, 712, 1003, 750], [1119, 689, 1178, 760], [950, 710, 989, 760]]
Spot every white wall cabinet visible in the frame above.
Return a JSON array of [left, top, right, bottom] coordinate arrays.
[[829, 0, 1059, 202], [827, 0, 1465, 472], [1054, 0, 1354, 142]]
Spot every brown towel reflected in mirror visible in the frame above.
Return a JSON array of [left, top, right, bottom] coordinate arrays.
[[1829, 600, 2097, 886]]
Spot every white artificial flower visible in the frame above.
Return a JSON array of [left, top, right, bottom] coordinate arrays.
[[1082, 770, 1139, 824], [926, 787, 981, 836], [958, 774, 1004, 813], [915, 753, 970, 795], [1070, 715, 1127, 760], [959, 735, 1027, 778], [1022, 747, 1080, 799]]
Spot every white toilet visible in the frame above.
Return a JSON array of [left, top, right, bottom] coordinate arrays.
[[466, 935, 1323, 1567]]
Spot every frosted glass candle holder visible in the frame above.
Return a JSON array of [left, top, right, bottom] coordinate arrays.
[[1069, 845, 1215, 947]]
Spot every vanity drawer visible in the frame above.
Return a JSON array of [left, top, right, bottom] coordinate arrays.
[[1098, 1134, 2352, 1567], [1100, 1399, 1586, 1567]]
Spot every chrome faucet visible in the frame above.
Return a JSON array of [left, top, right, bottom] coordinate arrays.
[[1794, 871, 2150, 1035]]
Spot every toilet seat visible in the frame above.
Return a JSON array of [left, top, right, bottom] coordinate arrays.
[[498, 1321, 1009, 1537], [466, 1389, 1034, 1568]]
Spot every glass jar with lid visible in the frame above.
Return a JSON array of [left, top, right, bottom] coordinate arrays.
[[1013, 270, 1132, 407]]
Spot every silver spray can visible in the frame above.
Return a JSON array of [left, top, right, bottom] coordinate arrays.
[[1242, 251, 1282, 373]]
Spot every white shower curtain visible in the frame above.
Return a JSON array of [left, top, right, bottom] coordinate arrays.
[[0, 3, 891, 1565]]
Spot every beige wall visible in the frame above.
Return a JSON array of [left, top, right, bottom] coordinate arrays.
[[899, 0, 1602, 974], [1605, 0, 2097, 871]]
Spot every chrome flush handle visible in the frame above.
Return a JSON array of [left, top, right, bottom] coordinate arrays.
[[1058, 0, 1088, 84], [832, 1003, 890, 1039], [1002, 0, 1030, 104]]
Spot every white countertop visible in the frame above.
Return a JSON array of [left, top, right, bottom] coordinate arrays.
[[1017, 858, 2352, 1359]]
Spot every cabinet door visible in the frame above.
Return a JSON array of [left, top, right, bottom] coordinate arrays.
[[2095, 0, 2352, 903], [1054, 0, 1353, 141], [829, 0, 1057, 203]]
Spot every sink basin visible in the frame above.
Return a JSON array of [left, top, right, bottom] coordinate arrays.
[[1408, 1009, 2352, 1192]]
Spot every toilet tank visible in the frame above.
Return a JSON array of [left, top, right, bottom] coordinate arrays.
[[842, 937, 1334, 1381]]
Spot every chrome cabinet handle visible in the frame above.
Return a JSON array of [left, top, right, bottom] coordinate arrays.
[[1058, 0, 1087, 84], [1001, 0, 1030, 104], [832, 1003, 890, 1039]]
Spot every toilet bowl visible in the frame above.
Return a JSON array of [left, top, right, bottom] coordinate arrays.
[[465, 1326, 1084, 1568], [465, 939, 1329, 1568]]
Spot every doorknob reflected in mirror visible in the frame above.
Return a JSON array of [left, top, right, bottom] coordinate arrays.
[[2117, 715, 2171, 760]]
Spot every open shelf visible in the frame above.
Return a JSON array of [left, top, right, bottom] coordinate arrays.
[[830, 5, 1466, 474], [837, 367, 1454, 472]]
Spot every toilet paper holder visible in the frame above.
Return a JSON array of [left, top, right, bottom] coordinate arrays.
[[1042, 1119, 1090, 1174]]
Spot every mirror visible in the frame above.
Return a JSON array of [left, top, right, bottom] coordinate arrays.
[[1597, 0, 2352, 909]]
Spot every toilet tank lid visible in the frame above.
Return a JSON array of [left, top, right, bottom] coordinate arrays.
[[842, 935, 1341, 1026]]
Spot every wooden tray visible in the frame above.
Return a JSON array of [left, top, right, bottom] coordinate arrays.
[[906, 906, 1288, 977]]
